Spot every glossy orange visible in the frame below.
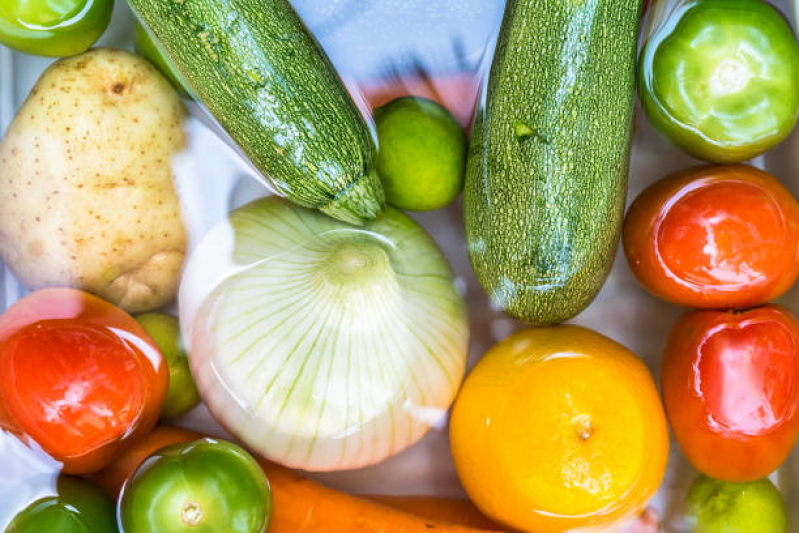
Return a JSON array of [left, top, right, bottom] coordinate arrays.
[[450, 326, 669, 533], [623, 165, 799, 309], [662, 305, 799, 482], [0, 288, 168, 474]]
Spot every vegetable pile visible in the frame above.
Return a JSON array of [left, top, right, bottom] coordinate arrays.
[[1, 0, 799, 531]]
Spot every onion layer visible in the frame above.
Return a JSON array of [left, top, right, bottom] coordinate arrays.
[[180, 197, 469, 471]]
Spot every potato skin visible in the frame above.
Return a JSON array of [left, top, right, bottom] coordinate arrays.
[[0, 48, 188, 313]]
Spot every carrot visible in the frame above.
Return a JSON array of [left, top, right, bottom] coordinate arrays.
[[366, 495, 501, 530], [92, 426, 504, 533]]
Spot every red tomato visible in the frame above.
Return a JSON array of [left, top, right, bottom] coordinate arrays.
[[661, 305, 799, 481], [623, 165, 799, 309], [0, 288, 168, 474]]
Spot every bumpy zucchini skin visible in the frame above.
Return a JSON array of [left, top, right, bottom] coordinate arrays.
[[127, 0, 384, 225], [464, 0, 642, 324]]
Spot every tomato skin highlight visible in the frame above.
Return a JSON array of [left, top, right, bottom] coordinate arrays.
[[0, 288, 168, 474], [624, 165, 799, 309], [661, 305, 799, 482]]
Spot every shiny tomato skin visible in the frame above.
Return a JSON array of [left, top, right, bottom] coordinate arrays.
[[0, 288, 169, 474], [661, 305, 799, 481], [624, 165, 799, 309]]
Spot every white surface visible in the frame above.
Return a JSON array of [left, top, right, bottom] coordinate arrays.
[[1, 1, 798, 531]]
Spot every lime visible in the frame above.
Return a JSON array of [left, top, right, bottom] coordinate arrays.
[[135, 312, 201, 419], [685, 475, 787, 533], [374, 96, 466, 211]]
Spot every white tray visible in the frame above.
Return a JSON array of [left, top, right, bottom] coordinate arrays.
[[1, 1, 798, 531]]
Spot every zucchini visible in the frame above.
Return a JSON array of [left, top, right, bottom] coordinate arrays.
[[126, 0, 384, 225], [464, 0, 641, 324]]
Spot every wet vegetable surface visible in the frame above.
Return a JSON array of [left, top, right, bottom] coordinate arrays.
[[662, 305, 799, 482], [623, 165, 799, 309], [4, 476, 117, 533], [118, 438, 272, 533], [0, 288, 168, 474], [639, 0, 799, 162], [0, 0, 113, 56]]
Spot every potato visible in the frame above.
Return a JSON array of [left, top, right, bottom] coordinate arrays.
[[0, 48, 188, 313]]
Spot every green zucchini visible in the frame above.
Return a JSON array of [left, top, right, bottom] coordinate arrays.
[[464, 0, 641, 325], [126, 0, 384, 225]]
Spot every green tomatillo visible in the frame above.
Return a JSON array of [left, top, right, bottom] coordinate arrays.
[[118, 438, 272, 533], [4, 476, 118, 533], [0, 0, 113, 57], [639, 0, 799, 163]]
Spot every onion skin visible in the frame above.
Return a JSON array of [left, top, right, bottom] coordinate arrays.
[[180, 197, 469, 471]]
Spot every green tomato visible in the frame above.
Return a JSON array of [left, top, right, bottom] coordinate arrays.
[[5, 476, 118, 533], [132, 21, 191, 96], [0, 0, 113, 57], [118, 439, 272, 533], [375, 96, 466, 211], [639, 0, 799, 163], [685, 475, 787, 533], [135, 313, 201, 419]]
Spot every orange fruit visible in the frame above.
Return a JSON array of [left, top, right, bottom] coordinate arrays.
[[450, 326, 669, 533]]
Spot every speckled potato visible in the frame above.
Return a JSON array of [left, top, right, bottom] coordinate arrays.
[[0, 48, 188, 313]]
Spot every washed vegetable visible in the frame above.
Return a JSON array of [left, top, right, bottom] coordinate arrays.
[[375, 96, 466, 211], [126, 0, 384, 225], [135, 313, 200, 419], [450, 326, 668, 533], [0, 288, 168, 474], [464, 0, 642, 325], [639, 0, 799, 163], [96, 427, 503, 533], [662, 305, 799, 482], [0, 0, 113, 57], [624, 165, 799, 309], [133, 22, 190, 96], [4, 476, 117, 533], [0, 48, 188, 314], [365, 496, 499, 529], [179, 196, 468, 471], [685, 475, 787, 533], [119, 438, 271, 533]]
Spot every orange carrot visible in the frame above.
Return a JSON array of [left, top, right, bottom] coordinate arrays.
[[92, 426, 504, 533], [366, 495, 501, 530]]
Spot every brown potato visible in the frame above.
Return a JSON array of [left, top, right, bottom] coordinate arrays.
[[0, 48, 188, 313]]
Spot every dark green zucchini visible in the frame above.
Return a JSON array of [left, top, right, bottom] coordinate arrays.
[[126, 0, 383, 225], [464, 0, 641, 324]]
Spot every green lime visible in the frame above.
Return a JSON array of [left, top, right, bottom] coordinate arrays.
[[133, 21, 191, 96], [685, 475, 787, 533], [374, 96, 466, 211], [135, 312, 201, 419]]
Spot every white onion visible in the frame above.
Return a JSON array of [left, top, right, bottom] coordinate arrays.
[[179, 197, 469, 471]]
